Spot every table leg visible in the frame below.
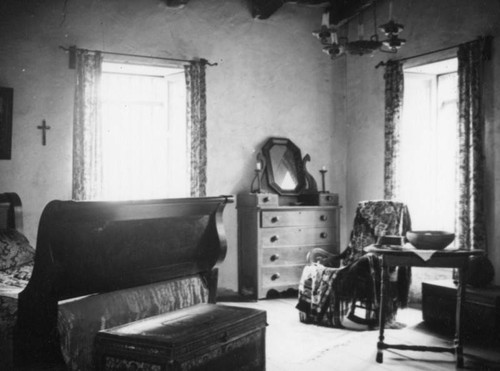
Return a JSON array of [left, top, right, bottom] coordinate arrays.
[[455, 266, 465, 368], [376, 257, 387, 364]]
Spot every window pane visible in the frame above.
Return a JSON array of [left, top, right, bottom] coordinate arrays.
[[100, 63, 188, 200], [400, 68, 458, 232]]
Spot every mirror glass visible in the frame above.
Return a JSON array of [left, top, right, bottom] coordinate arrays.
[[262, 137, 305, 195]]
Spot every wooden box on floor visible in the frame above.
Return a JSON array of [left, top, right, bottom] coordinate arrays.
[[94, 304, 267, 371], [422, 280, 500, 343]]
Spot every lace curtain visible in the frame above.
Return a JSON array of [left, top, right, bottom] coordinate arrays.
[[455, 38, 490, 251], [383, 60, 404, 200], [72, 53, 208, 200], [185, 60, 207, 197], [72, 50, 103, 201]]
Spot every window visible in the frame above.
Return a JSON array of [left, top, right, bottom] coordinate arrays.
[[100, 62, 188, 200], [400, 58, 458, 233]]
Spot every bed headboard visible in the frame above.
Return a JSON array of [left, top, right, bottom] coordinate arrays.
[[0, 192, 23, 232], [15, 195, 233, 366]]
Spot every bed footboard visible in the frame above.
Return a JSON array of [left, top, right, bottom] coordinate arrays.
[[14, 195, 233, 368]]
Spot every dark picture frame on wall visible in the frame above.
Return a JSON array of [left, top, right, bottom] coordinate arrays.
[[0, 87, 13, 160]]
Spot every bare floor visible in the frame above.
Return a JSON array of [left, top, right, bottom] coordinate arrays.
[[221, 298, 500, 371]]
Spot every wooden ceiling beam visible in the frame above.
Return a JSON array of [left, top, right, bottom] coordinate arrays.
[[250, 1, 330, 20], [164, 0, 190, 8], [249, 0, 285, 20], [163, 0, 376, 24], [329, 0, 375, 25], [249, 0, 375, 23]]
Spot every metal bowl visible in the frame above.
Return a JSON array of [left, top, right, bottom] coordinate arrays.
[[406, 231, 455, 250]]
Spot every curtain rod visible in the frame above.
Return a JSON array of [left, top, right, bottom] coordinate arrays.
[[59, 45, 218, 68], [374, 36, 492, 69]]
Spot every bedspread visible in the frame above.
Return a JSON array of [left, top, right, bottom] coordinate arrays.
[[0, 266, 208, 371], [0, 262, 33, 288], [58, 274, 209, 371], [0, 262, 33, 370]]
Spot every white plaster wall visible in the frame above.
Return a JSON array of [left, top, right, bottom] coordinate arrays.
[[344, 0, 500, 284], [0, 0, 347, 292]]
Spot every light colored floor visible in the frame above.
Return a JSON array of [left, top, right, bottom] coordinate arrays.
[[221, 298, 500, 371]]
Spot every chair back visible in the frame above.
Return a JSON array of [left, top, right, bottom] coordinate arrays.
[[342, 200, 411, 266]]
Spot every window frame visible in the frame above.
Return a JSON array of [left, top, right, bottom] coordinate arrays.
[[99, 61, 189, 201]]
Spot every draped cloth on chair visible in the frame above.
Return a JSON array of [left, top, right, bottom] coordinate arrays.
[[296, 200, 412, 328], [383, 61, 404, 200], [456, 38, 491, 251], [185, 60, 207, 197], [72, 50, 103, 201]]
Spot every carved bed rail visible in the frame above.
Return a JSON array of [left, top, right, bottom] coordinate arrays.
[[14, 195, 233, 367], [0, 192, 23, 232]]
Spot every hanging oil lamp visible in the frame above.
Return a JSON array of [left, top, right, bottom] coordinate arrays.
[[345, 9, 382, 56], [378, 1, 406, 53], [312, 9, 333, 45]]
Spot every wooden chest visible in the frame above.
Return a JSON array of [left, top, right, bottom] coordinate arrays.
[[237, 193, 341, 299], [94, 304, 267, 371], [422, 280, 500, 343]]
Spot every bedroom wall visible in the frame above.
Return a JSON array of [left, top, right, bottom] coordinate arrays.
[[0, 0, 347, 293], [344, 0, 500, 284]]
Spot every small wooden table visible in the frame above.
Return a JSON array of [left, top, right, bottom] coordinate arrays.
[[364, 245, 484, 367]]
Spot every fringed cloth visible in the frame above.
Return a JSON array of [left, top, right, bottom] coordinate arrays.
[[296, 253, 410, 328]]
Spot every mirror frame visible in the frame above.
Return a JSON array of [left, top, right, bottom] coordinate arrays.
[[261, 137, 306, 196]]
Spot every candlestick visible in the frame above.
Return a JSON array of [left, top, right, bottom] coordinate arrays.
[[251, 154, 265, 193], [319, 167, 327, 193], [251, 166, 263, 193]]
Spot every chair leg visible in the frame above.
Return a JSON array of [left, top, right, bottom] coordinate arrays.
[[366, 301, 378, 329], [366, 301, 372, 321], [347, 298, 377, 326], [299, 311, 313, 324]]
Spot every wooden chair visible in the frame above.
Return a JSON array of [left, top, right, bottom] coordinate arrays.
[[296, 200, 412, 328]]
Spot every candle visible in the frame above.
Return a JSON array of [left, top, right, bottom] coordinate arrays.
[[256, 162, 262, 171], [321, 9, 329, 27], [320, 166, 327, 193]]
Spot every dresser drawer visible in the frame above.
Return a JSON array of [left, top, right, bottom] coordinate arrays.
[[261, 246, 312, 266], [261, 266, 304, 288], [261, 227, 334, 247], [238, 199, 341, 299], [261, 209, 336, 228]]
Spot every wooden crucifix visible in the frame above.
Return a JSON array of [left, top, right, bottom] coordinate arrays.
[[37, 119, 51, 146]]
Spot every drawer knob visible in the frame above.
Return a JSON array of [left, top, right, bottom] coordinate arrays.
[[320, 215, 328, 221], [326, 196, 332, 201], [270, 254, 280, 262], [320, 232, 328, 239], [271, 216, 280, 223], [263, 196, 270, 202], [271, 273, 281, 281], [270, 235, 279, 242]]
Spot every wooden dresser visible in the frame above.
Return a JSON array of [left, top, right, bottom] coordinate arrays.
[[237, 193, 340, 300]]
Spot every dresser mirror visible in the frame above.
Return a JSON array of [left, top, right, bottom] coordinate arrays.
[[261, 137, 306, 196]]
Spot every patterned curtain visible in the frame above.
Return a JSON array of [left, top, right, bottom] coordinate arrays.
[[383, 60, 405, 200], [185, 60, 207, 197], [456, 38, 490, 250], [72, 50, 103, 201]]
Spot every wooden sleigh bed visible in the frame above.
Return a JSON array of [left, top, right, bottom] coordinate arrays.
[[0, 192, 237, 370]]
